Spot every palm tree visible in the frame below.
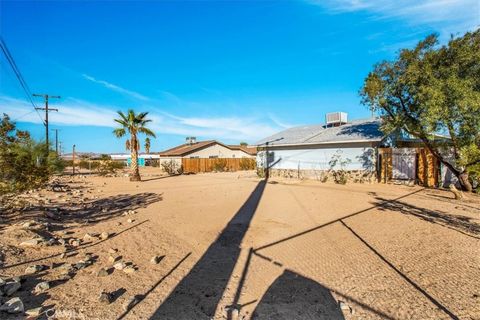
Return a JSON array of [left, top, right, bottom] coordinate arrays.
[[144, 137, 151, 154], [113, 110, 155, 181]]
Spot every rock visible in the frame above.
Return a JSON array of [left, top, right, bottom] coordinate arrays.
[[113, 262, 126, 271], [58, 238, 66, 245], [150, 256, 163, 264], [20, 238, 43, 247], [83, 233, 95, 241], [123, 266, 136, 274], [123, 296, 141, 311], [60, 253, 66, 259], [25, 307, 42, 317], [99, 232, 109, 240], [108, 248, 118, 254], [69, 239, 81, 247], [34, 281, 50, 293], [4, 281, 21, 296], [97, 268, 109, 277], [24, 265, 44, 274], [45, 211, 57, 219], [0, 278, 5, 286], [0, 297, 24, 313], [127, 219, 134, 223], [74, 262, 87, 270], [338, 301, 353, 314], [22, 221, 36, 228], [98, 291, 112, 304], [108, 256, 119, 264]]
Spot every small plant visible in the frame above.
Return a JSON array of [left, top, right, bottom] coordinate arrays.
[[212, 158, 228, 172], [239, 158, 255, 170], [161, 159, 182, 175], [329, 150, 351, 184], [96, 160, 124, 176]]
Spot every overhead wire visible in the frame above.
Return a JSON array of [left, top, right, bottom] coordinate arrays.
[[0, 36, 45, 125]]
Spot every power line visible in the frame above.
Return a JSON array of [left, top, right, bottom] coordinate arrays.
[[33, 93, 60, 152], [0, 36, 45, 125]]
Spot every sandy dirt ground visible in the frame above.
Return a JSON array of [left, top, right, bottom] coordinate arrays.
[[0, 168, 479, 320]]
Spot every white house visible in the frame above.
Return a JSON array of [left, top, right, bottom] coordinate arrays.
[[157, 137, 256, 171], [255, 113, 382, 175]]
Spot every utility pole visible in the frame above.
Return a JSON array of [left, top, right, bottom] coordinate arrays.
[[51, 129, 59, 155], [33, 94, 60, 153], [72, 144, 76, 176]]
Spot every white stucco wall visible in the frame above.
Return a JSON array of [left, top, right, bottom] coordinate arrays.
[[257, 143, 377, 171], [187, 144, 253, 158]]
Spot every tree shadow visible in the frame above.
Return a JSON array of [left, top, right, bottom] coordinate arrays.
[[149, 180, 267, 319], [0, 192, 162, 231], [252, 269, 345, 320], [337, 120, 382, 140], [374, 196, 480, 238]]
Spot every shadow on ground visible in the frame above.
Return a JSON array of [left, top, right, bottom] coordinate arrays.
[[149, 180, 267, 319], [252, 269, 345, 320], [0, 192, 162, 231], [375, 196, 480, 237]]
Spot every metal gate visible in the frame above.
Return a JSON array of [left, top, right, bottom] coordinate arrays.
[[392, 148, 416, 180]]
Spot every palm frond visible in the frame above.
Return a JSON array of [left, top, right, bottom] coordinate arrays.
[[138, 127, 156, 138], [113, 128, 126, 138]]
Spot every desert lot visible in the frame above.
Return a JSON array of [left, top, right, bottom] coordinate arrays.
[[1, 170, 479, 320]]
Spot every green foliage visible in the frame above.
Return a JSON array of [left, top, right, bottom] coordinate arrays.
[[360, 29, 480, 190], [161, 159, 182, 175], [113, 109, 156, 181], [212, 158, 228, 172], [239, 158, 256, 170], [240, 141, 248, 146], [96, 160, 124, 176], [0, 114, 63, 194], [329, 150, 351, 184]]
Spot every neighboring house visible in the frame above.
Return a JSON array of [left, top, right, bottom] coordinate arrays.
[[110, 153, 160, 167], [157, 137, 256, 172], [159, 138, 256, 159], [254, 112, 452, 186]]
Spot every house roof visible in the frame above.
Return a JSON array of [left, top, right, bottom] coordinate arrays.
[[255, 118, 383, 147], [228, 145, 257, 156], [159, 140, 217, 157], [159, 140, 257, 157]]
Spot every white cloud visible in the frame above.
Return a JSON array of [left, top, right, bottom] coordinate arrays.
[[82, 74, 149, 101], [0, 95, 281, 142], [310, 0, 479, 36]]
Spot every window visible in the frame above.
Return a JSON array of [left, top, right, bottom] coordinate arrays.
[[209, 155, 218, 159]]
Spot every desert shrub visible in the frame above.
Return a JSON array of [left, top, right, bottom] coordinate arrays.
[[150, 160, 160, 167], [212, 158, 227, 172], [161, 159, 182, 175], [239, 158, 256, 170], [62, 160, 73, 167], [96, 160, 124, 176], [0, 114, 64, 194], [79, 160, 89, 169], [256, 167, 265, 178], [329, 150, 351, 185]]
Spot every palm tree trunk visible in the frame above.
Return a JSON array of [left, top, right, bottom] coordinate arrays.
[[130, 135, 141, 181]]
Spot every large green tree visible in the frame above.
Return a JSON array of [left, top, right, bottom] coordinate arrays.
[[113, 110, 156, 181], [361, 29, 480, 191]]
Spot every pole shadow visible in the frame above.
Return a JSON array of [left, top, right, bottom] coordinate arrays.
[[149, 180, 267, 319], [252, 269, 345, 320]]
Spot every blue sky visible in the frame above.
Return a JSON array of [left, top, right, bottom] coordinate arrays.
[[1, 0, 478, 153]]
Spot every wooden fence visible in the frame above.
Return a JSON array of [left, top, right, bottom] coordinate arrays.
[[182, 158, 256, 174]]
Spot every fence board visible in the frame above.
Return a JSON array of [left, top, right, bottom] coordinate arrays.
[[182, 158, 256, 174]]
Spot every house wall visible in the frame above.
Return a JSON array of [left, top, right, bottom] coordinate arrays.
[[187, 144, 253, 158], [258, 142, 377, 171]]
